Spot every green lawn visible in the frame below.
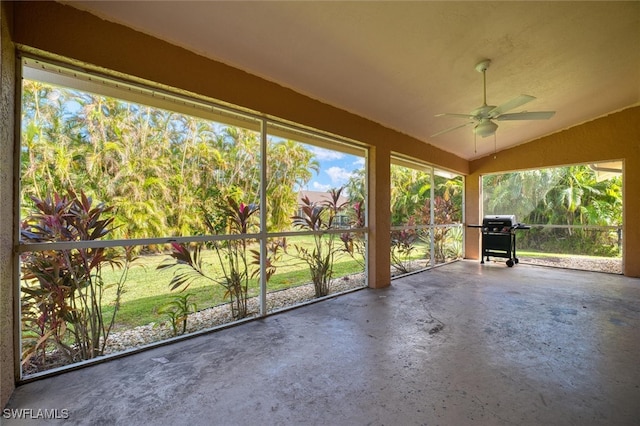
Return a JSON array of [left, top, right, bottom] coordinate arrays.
[[100, 236, 365, 330]]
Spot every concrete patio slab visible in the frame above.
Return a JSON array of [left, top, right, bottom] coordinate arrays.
[[4, 260, 640, 425]]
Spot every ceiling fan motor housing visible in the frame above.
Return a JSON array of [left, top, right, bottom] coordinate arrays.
[[472, 104, 496, 118]]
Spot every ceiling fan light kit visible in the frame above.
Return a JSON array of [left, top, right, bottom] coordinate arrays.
[[432, 58, 556, 139], [474, 119, 498, 138]]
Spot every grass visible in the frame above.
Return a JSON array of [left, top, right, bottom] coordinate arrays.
[[100, 236, 366, 330]]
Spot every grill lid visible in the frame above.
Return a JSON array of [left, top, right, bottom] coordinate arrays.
[[483, 215, 517, 227]]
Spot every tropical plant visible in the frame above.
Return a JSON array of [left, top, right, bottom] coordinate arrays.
[[20, 190, 130, 368], [266, 139, 320, 231], [158, 293, 197, 336], [483, 165, 623, 256], [292, 188, 347, 297], [443, 226, 464, 260], [340, 200, 366, 269], [21, 80, 323, 242], [158, 196, 261, 320], [390, 227, 419, 274], [427, 195, 460, 263], [390, 166, 432, 226], [210, 198, 259, 319], [344, 168, 366, 206], [251, 238, 287, 283]]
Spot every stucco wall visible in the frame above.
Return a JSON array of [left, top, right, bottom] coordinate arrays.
[[465, 107, 640, 277], [0, 0, 16, 409]]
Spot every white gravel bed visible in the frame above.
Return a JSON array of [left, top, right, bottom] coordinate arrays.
[[104, 274, 366, 354], [518, 255, 622, 274]]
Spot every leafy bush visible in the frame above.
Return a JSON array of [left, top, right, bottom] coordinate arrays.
[[291, 188, 347, 297], [158, 196, 265, 320], [518, 227, 621, 257], [390, 228, 418, 274], [340, 201, 366, 269], [20, 190, 131, 368], [158, 293, 197, 336]]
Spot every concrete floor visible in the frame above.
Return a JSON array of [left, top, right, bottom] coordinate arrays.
[[5, 260, 640, 425]]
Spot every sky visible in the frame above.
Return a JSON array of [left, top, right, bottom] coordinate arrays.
[[304, 145, 365, 193]]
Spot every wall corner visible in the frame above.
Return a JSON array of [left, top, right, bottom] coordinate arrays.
[[0, 0, 17, 409]]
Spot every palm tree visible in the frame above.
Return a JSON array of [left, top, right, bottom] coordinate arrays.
[[21, 81, 87, 205], [390, 165, 431, 226], [266, 139, 319, 231], [484, 165, 622, 255]]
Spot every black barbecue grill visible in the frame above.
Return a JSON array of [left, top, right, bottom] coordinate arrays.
[[469, 215, 530, 267]]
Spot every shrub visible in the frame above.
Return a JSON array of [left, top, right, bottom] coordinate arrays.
[[158, 293, 197, 336], [292, 188, 347, 297], [20, 190, 130, 368], [158, 196, 263, 320]]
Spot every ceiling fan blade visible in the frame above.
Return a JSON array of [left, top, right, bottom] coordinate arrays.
[[435, 113, 474, 119], [489, 94, 536, 117], [496, 111, 556, 121], [431, 121, 474, 137]]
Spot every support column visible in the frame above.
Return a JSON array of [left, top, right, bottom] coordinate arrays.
[[367, 145, 391, 288], [464, 173, 481, 260], [623, 155, 640, 277]]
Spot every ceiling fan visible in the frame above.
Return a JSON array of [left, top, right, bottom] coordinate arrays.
[[432, 59, 555, 138]]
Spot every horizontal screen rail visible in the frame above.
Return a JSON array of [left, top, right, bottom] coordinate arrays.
[[17, 228, 369, 253]]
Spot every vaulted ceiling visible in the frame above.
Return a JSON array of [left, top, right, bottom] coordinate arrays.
[[64, 1, 640, 160]]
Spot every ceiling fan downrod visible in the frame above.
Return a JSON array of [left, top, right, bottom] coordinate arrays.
[[475, 59, 491, 107]]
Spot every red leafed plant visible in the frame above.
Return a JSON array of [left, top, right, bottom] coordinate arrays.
[[20, 190, 132, 370], [340, 200, 366, 269], [158, 196, 266, 320], [291, 187, 347, 297]]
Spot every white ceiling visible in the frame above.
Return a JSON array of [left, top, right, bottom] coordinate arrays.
[[64, 1, 640, 160]]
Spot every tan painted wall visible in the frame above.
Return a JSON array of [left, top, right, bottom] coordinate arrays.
[[466, 107, 640, 277], [0, 0, 16, 409]]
